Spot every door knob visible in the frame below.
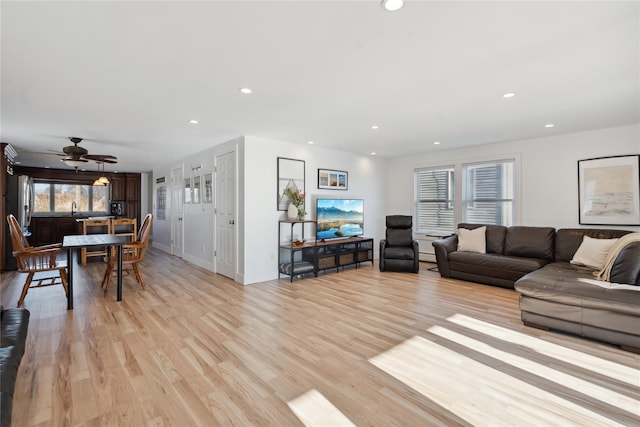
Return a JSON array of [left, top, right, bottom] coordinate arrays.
[[229, 219, 235, 225]]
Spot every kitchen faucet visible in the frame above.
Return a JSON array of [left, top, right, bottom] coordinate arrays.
[[71, 201, 77, 216]]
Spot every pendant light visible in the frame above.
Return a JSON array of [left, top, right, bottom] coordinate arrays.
[[93, 162, 110, 186]]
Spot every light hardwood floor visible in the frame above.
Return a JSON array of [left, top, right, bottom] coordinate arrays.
[[1, 248, 638, 426]]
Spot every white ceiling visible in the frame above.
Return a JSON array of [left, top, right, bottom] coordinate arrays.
[[2, 1, 638, 173]]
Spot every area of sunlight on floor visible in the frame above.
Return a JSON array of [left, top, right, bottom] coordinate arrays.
[[287, 389, 357, 427], [369, 314, 638, 427]]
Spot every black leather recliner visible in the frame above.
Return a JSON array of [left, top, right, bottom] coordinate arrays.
[[379, 215, 419, 273]]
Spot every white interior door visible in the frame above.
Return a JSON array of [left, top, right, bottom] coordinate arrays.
[[170, 167, 184, 257], [215, 151, 235, 278]]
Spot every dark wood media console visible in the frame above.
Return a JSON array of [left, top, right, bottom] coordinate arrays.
[[278, 220, 373, 282]]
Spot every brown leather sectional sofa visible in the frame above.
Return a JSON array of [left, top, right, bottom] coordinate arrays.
[[432, 224, 640, 350]]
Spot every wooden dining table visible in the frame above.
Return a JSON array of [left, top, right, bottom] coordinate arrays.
[[62, 234, 129, 309]]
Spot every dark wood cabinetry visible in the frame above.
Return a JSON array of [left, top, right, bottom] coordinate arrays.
[[110, 176, 126, 201], [30, 216, 81, 246]]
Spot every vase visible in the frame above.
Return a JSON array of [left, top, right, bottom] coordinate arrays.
[[287, 204, 298, 220]]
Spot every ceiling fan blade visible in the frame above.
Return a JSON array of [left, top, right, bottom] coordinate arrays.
[[84, 154, 118, 163]]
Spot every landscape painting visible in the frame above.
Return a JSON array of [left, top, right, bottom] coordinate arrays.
[[578, 155, 640, 225], [316, 198, 364, 240]]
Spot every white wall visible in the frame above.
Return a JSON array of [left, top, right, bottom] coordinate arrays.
[[151, 135, 387, 285], [242, 135, 388, 284], [388, 124, 640, 231]]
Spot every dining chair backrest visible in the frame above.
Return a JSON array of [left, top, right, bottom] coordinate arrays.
[[6, 214, 69, 307], [7, 214, 30, 255], [136, 214, 153, 261]]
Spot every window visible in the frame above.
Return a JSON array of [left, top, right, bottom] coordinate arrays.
[[415, 166, 455, 233], [415, 157, 517, 233], [463, 160, 514, 226], [34, 182, 108, 214]]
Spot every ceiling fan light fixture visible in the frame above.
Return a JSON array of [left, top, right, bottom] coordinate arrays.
[[381, 0, 403, 12], [62, 158, 88, 168]]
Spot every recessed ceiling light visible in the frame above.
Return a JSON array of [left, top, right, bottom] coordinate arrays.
[[371, 152, 377, 155], [239, 88, 252, 94], [371, 125, 379, 130], [14, 161, 21, 164], [434, 141, 441, 145], [308, 141, 314, 144], [545, 123, 555, 128], [502, 92, 516, 98], [189, 119, 199, 124], [381, 0, 403, 12]]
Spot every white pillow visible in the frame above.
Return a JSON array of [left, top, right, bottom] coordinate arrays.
[[457, 226, 486, 254], [570, 235, 619, 270]]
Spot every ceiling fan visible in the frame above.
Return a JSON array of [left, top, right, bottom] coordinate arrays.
[[60, 137, 118, 169]]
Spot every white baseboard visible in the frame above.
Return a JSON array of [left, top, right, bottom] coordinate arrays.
[[153, 242, 171, 254], [182, 253, 214, 271]]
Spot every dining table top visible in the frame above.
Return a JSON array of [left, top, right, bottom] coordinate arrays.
[[62, 233, 129, 248]]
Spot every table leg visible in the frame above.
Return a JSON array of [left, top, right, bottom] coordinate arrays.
[[117, 244, 123, 302], [67, 248, 74, 310]]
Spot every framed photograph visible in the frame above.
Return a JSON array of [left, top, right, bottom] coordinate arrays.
[[277, 157, 305, 211], [156, 186, 166, 220], [184, 178, 191, 204], [578, 154, 640, 225], [192, 176, 201, 204], [203, 173, 213, 203], [318, 168, 348, 190]]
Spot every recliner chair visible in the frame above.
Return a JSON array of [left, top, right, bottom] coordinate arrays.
[[379, 215, 419, 273]]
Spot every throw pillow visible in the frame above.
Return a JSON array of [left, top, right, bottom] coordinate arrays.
[[570, 235, 619, 270], [457, 226, 486, 254]]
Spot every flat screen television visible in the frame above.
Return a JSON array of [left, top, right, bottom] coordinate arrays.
[[316, 198, 364, 240]]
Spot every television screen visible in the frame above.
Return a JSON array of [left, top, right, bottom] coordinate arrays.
[[316, 198, 364, 240]]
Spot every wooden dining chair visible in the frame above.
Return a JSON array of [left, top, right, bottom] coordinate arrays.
[[101, 214, 153, 296], [6, 214, 68, 307], [81, 218, 112, 265]]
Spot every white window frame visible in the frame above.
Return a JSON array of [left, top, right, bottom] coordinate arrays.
[[414, 153, 521, 233], [33, 181, 109, 215], [462, 159, 515, 226], [414, 165, 455, 233]]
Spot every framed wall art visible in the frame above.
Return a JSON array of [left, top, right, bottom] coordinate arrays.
[[203, 173, 213, 203], [156, 186, 166, 220], [318, 168, 348, 190], [192, 176, 201, 204], [277, 157, 305, 211], [184, 178, 192, 204], [578, 154, 640, 225]]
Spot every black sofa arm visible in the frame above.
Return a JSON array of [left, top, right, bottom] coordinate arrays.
[[432, 235, 458, 277], [611, 241, 640, 285], [0, 306, 30, 427], [379, 239, 387, 271], [411, 240, 419, 273]]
